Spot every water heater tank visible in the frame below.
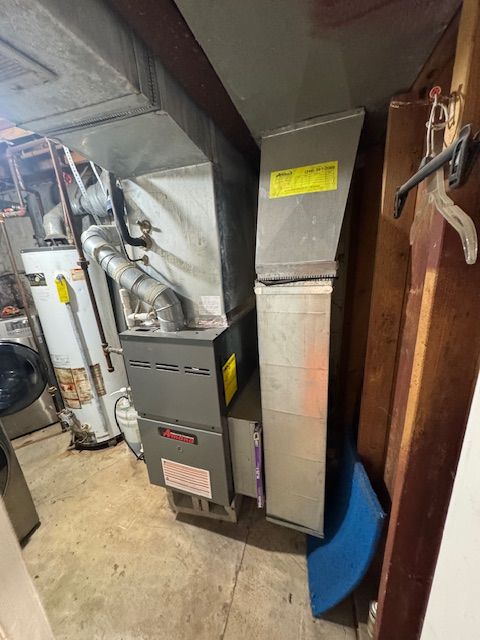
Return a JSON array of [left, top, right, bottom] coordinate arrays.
[[21, 246, 127, 445]]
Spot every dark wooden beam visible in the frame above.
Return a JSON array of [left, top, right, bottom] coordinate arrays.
[[412, 9, 460, 100], [107, 0, 259, 167], [357, 7, 459, 491], [375, 1, 480, 637], [356, 97, 428, 485], [340, 144, 384, 433]]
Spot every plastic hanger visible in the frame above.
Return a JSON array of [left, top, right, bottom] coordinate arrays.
[[411, 88, 478, 264]]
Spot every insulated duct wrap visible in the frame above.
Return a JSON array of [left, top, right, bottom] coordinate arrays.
[[81, 225, 184, 332]]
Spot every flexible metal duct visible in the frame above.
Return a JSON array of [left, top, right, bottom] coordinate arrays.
[[81, 225, 184, 332], [43, 179, 109, 240]]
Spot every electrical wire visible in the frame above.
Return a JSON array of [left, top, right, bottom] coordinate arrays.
[[117, 226, 145, 263]]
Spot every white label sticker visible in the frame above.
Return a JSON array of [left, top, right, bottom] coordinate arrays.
[[161, 458, 212, 499], [51, 354, 70, 366], [199, 295, 222, 316], [5, 320, 30, 337]]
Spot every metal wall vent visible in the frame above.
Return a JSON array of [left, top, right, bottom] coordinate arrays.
[[155, 363, 180, 372], [0, 38, 53, 88], [129, 360, 151, 369], [184, 366, 211, 376]]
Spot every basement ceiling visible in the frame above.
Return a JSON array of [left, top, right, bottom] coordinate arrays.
[[174, 0, 460, 139]]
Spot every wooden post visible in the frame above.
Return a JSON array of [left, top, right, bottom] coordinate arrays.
[[357, 97, 428, 484], [339, 144, 384, 433], [375, 1, 480, 637], [357, 10, 459, 491]]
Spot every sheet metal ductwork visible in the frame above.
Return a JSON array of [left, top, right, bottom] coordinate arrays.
[[43, 179, 109, 240], [81, 225, 184, 332], [0, 0, 245, 178], [0, 0, 257, 330], [255, 110, 364, 537]]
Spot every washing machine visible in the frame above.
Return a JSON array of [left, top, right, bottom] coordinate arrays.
[[0, 418, 39, 541], [0, 316, 58, 440]]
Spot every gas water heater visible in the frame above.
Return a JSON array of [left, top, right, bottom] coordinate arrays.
[[21, 246, 127, 448]]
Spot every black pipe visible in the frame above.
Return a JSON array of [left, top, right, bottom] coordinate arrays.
[[107, 173, 147, 248], [47, 140, 115, 373]]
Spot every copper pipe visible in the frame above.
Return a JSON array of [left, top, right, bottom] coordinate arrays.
[[46, 139, 115, 372]]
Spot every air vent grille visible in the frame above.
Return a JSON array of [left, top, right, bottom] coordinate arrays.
[[155, 363, 180, 372], [0, 52, 28, 82], [184, 366, 211, 376], [129, 360, 151, 369], [0, 39, 54, 87]]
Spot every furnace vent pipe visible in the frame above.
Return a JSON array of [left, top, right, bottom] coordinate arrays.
[[81, 225, 184, 332], [43, 179, 110, 241]]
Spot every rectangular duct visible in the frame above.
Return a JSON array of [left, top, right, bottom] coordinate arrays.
[[122, 160, 257, 328], [0, 0, 239, 178], [255, 110, 363, 536], [256, 109, 364, 281], [0, 0, 257, 329]]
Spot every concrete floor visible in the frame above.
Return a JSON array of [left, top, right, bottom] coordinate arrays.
[[15, 425, 357, 640]]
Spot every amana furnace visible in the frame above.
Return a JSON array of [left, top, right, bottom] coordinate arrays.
[[121, 311, 257, 508]]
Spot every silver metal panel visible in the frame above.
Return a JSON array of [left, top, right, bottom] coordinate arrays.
[[228, 372, 262, 499], [56, 57, 219, 177], [0, 0, 148, 129], [174, 0, 460, 138], [0, 320, 58, 439], [1, 387, 57, 440], [123, 158, 256, 327], [60, 112, 208, 178], [255, 281, 331, 537], [124, 164, 225, 324], [0, 419, 39, 541], [0, 1, 255, 179], [121, 327, 224, 432], [256, 110, 363, 280], [120, 308, 257, 429], [228, 417, 257, 499]]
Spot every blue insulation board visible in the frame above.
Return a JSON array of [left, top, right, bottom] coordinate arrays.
[[307, 437, 385, 617]]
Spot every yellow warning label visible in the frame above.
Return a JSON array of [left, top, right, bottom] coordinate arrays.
[[222, 353, 238, 406], [269, 161, 338, 199], [55, 277, 70, 304]]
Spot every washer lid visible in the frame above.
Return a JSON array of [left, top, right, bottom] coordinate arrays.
[[0, 342, 48, 416]]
